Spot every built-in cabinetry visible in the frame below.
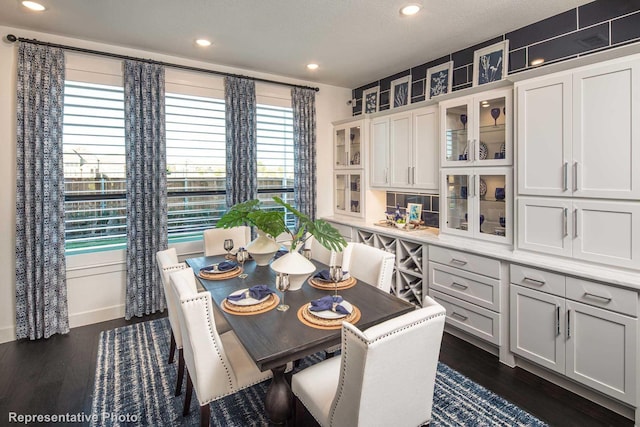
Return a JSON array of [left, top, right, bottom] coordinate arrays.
[[333, 120, 365, 217], [440, 88, 513, 244], [516, 56, 640, 268], [369, 106, 439, 191], [429, 246, 503, 345], [355, 229, 425, 307], [510, 264, 637, 406]]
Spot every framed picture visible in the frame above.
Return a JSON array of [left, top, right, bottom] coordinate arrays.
[[473, 40, 509, 87], [390, 76, 411, 109], [426, 61, 453, 99], [407, 203, 422, 222], [362, 86, 379, 114]]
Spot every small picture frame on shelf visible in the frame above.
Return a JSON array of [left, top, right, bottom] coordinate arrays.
[[407, 203, 422, 222], [362, 86, 379, 114], [426, 61, 453, 99], [472, 40, 509, 87], [390, 76, 411, 109]]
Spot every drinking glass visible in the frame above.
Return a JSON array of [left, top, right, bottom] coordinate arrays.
[[491, 108, 500, 126], [302, 248, 312, 260], [223, 239, 234, 259], [236, 247, 248, 279], [275, 273, 290, 312], [329, 265, 343, 298]]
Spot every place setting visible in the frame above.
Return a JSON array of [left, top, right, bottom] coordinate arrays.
[[308, 264, 357, 290], [198, 259, 243, 280], [221, 284, 280, 315], [298, 266, 361, 329]]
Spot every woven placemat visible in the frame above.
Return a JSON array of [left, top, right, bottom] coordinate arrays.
[[221, 293, 280, 315], [308, 276, 357, 291], [297, 303, 361, 330], [198, 267, 243, 281]]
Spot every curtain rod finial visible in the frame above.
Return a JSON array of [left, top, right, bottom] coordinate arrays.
[[6, 34, 17, 43]]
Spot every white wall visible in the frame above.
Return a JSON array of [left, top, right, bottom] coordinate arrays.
[[0, 25, 351, 343]]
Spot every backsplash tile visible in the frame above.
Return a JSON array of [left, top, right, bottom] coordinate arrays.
[[385, 191, 440, 228], [352, 1, 640, 114]]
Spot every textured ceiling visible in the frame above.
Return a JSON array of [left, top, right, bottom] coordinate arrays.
[[0, 0, 592, 88]]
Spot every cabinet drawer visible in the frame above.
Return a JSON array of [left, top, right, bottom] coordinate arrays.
[[566, 277, 638, 317], [430, 262, 500, 311], [510, 264, 565, 297], [430, 289, 501, 345], [327, 222, 353, 241], [429, 246, 501, 279]]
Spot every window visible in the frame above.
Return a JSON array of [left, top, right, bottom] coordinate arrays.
[[165, 92, 226, 242], [256, 104, 296, 227], [63, 81, 126, 253]]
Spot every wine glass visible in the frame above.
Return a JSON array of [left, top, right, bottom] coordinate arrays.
[[275, 273, 290, 312], [491, 108, 500, 126], [236, 247, 248, 279], [223, 239, 234, 259], [460, 114, 468, 130], [329, 265, 343, 299], [302, 248, 312, 260]]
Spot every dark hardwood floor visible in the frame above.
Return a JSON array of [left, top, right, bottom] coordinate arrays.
[[0, 315, 632, 426]]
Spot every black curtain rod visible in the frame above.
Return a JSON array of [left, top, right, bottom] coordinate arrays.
[[5, 34, 320, 92]]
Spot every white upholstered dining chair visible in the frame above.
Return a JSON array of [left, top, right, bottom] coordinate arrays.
[[203, 226, 251, 256], [292, 297, 446, 427], [170, 267, 273, 427], [306, 235, 336, 266], [340, 242, 395, 292]]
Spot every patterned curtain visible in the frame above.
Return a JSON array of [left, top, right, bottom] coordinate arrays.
[[225, 76, 257, 207], [15, 42, 69, 340], [291, 87, 317, 220], [123, 60, 167, 319]]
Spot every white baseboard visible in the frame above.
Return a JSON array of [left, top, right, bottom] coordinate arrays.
[[68, 304, 125, 329], [0, 325, 16, 344]]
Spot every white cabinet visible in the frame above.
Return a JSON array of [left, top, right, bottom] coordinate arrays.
[[441, 168, 512, 244], [510, 265, 638, 405], [440, 87, 513, 168], [517, 57, 640, 199], [369, 107, 439, 191], [334, 171, 364, 217], [334, 121, 363, 169], [518, 197, 640, 268]]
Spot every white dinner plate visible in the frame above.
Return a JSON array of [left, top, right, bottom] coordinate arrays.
[[309, 300, 353, 319], [226, 288, 271, 306]]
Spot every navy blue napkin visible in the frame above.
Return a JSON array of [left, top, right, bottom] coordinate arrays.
[[200, 261, 238, 273], [309, 295, 350, 315], [313, 269, 349, 281], [227, 285, 275, 302]]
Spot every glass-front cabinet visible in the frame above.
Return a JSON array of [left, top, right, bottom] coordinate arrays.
[[335, 172, 363, 217], [440, 87, 512, 167], [334, 122, 363, 168], [441, 168, 512, 243]]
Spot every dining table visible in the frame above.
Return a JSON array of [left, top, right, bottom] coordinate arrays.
[[186, 254, 415, 425]]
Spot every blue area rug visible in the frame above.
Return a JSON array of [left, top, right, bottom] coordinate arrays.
[[90, 318, 547, 426]]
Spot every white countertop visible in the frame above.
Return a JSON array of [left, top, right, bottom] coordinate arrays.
[[323, 215, 640, 291]]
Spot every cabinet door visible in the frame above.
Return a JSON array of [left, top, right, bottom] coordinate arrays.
[[573, 58, 640, 199], [389, 112, 412, 187], [476, 168, 511, 243], [334, 173, 347, 213], [334, 126, 348, 168], [510, 284, 565, 374], [347, 124, 362, 167], [475, 90, 512, 166], [572, 200, 640, 269], [441, 170, 472, 237], [440, 97, 472, 167], [413, 106, 439, 190], [517, 197, 572, 257], [370, 117, 389, 187], [517, 74, 572, 196], [565, 300, 637, 405]]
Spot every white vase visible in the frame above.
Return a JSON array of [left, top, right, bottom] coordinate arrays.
[[270, 250, 315, 291], [247, 230, 279, 266]]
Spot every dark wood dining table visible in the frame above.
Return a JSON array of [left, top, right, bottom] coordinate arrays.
[[186, 254, 415, 425]]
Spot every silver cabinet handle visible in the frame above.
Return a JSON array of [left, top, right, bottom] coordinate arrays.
[[408, 167, 411, 184], [573, 209, 578, 238], [563, 208, 568, 237], [573, 161, 578, 192], [523, 277, 545, 286], [451, 282, 469, 290], [584, 292, 612, 303], [471, 139, 476, 161], [451, 258, 468, 266], [567, 309, 571, 338], [412, 166, 415, 184], [385, 168, 388, 183], [452, 311, 468, 321], [556, 306, 561, 336], [472, 175, 476, 197], [563, 162, 568, 191]]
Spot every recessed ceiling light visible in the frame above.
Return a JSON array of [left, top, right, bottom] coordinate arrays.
[[530, 58, 545, 66], [307, 63, 319, 70], [195, 39, 212, 47], [400, 4, 422, 16], [22, 1, 46, 11]]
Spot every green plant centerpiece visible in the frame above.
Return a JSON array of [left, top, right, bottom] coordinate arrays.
[[217, 197, 347, 289]]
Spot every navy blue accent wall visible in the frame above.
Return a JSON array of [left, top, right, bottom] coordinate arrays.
[[352, 0, 640, 115], [386, 192, 440, 228]]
